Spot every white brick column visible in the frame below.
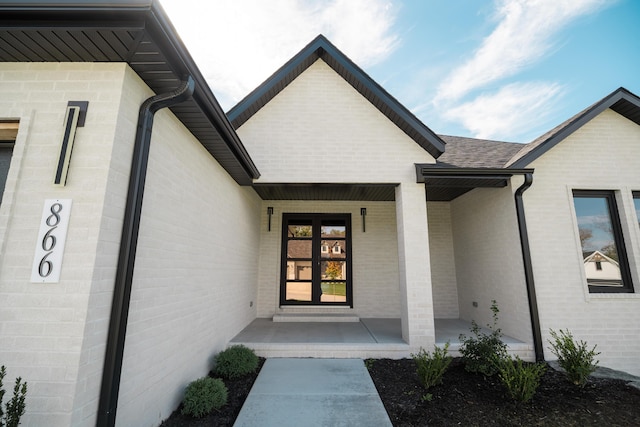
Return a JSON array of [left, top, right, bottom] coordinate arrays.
[[395, 183, 434, 348]]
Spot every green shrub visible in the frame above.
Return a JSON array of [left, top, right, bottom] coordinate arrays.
[[459, 300, 508, 376], [498, 357, 546, 402], [215, 345, 258, 379], [548, 329, 599, 387], [181, 377, 227, 418], [412, 343, 452, 389], [0, 365, 28, 427]]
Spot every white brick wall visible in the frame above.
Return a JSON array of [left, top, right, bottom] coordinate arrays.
[[237, 60, 434, 185], [450, 182, 532, 343], [524, 109, 640, 376], [427, 202, 459, 318], [396, 183, 434, 348], [0, 64, 263, 427], [112, 76, 261, 426], [0, 63, 132, 427]]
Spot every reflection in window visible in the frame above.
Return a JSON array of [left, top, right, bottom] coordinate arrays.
[[288, 223, 312, 237], [285, 282, 312, 302], [573, 191, 632, 292]]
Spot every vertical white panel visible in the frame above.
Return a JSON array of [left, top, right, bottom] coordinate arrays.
[[30, 199, 72, 283]]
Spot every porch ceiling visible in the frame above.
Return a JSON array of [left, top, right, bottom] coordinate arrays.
[[253, 183, 397, 201]]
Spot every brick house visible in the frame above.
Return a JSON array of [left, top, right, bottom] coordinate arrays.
[[1, 1, 639, 426]]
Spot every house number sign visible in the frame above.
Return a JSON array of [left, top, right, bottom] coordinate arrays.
[[31, 199, 72, 283]]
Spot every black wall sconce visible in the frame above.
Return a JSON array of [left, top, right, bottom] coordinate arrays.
[[361, 208, 367, 232], [54, 101, 88, 186], [267, 207, 274, 231]]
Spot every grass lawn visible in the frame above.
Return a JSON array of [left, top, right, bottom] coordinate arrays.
[[321, 282, 346, 296]]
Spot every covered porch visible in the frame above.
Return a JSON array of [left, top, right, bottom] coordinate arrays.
[[230, 318, 532, 359]]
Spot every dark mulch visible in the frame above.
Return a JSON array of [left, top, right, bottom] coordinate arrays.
[[159, 358, 265, 427], [160, 357, 640, 426], [367, 358, 640, 427]]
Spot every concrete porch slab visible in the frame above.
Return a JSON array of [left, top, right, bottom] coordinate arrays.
[[230, 317, 534, 360]]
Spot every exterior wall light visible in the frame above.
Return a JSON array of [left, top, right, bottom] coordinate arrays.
[[267, 206, 274, 231], [361, 207, 366, 232], [54, 101, 88, 186]]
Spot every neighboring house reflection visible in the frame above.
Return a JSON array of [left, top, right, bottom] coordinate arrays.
[[583, 250, 622, 287]]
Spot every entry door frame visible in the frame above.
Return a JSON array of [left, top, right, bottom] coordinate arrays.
[[279, 213, 353, 307]]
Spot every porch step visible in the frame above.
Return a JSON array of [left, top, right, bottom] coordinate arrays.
[[273, 313, 360, 323]]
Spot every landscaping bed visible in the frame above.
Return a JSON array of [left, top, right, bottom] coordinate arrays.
[[159, 358, 265, 427], [367, 357, 640, 426], [160, 356, 640, 426]]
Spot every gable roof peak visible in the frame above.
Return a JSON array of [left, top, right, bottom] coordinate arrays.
[[506, 86, 640, 168], [227, 34, 446, 159]]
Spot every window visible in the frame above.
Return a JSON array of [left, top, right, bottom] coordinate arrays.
[[573, 190, 633, 293], [280, 214, 352, 306]]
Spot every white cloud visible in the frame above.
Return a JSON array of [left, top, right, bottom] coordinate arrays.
[[444, 82, 563, 140], [159, 0, 398, 109], [434, 0, 607, 104]]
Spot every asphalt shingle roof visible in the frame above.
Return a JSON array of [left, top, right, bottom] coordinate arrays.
[[436, 135, 524, 168]]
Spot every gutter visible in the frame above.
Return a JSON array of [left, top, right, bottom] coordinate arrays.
[[514, 172, 544, 362], [97, 76, 195, 427]]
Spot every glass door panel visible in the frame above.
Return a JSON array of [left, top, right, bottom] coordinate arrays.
[[280, 214, 351, 306]]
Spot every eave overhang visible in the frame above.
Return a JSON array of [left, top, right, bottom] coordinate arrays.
[[0, 0, 260, 185], [415, 165, 534, 201], [227, 35, 446, 159]]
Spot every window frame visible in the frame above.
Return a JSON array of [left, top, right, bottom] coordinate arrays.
[[572, 190, 634, 293], [633, 191, 640, 230], [280, 213, 353, 306]]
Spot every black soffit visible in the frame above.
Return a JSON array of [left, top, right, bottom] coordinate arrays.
[[253, 183, 397, 201], [0, 0, 260, 185]]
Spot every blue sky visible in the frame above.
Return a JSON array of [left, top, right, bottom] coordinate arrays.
[[161, 0, 639, 143]]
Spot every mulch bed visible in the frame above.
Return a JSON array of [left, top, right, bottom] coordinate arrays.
[[160, 357, 640, 426], [367, 357, 640, 426], [159, 358, 265, 427]]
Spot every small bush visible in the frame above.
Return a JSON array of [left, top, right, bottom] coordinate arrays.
[[412, 343, 452, 389], [0, 365, 28, 427], [498, 357, 546, 402], [459, 300, 508, 376], [548, 329, 599, 387], [181, 377, 227, 418], [215, 345, 258, 379]]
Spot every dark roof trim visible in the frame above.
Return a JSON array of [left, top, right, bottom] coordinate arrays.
[[0, 0, 260, 184], [416, 165, 534, 201], [227, 34, 446, 159], [415, 165, 534, 183], [507, 87, 640, 168]]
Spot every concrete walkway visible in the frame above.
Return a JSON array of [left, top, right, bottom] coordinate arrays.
[[233, 358, 392, 427]]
